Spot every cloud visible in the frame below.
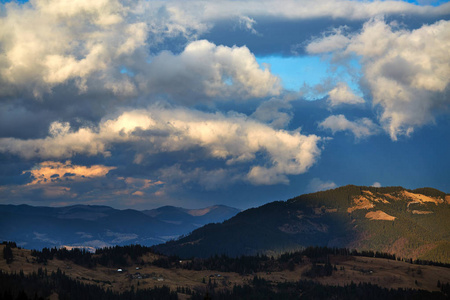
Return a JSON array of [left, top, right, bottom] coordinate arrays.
[[25, 161, 116, 185], [327, 82, 365, 107], [1, 160, 117, 202], [372, 182, 381, 187], [319, 114, 379, 139], [2, 0, 447, 107], [1, 0, 448, 209], [251, 98, 293, 129], [140, 40, 281, 103], [0, 0, 286, 102], [0, 124, 106, 160], [0, 160, 164, 206], [306, 27, 351, 55], [158, 165, 240, 190], [167, 1, 450, 22], [238, 16, 260, 35], [123, 177, 163, 190], [307, 178, 337, 193], [0, 0, 148, 98], [142, 1, 210, 42], [0, 106, 322, 186], [307, 18, 450, 140], [300, 77, 335, 100]]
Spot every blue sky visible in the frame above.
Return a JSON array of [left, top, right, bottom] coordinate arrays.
[[256, 56, 329, 92], [256, 55, 363, 99], [0, 0, 449, 210], [404, 0, 448, 5]]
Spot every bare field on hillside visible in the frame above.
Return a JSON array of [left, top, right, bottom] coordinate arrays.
[[1, 245, 450, 297]]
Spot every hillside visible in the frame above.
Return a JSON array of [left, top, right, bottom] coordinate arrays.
[[154, 185, 450, 261], [0, 204, 240, 250], [1, 243, 450, 299]]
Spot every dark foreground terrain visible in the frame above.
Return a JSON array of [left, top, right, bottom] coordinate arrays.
[[1, 242, 450, 299]]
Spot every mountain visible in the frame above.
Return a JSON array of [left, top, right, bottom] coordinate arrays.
[[0, 204, 240, 250], [154, 185, 450, 262], [142, 205, 240, 227]]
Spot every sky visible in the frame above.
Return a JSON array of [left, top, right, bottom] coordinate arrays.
[[0, 0, 449, 210]]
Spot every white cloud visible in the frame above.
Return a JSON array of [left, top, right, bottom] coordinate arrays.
[[0, 107, 322, 186], [238, 15, 260, 35], [142, 2, 210, 42], [0, 0, 148, 98], [0, 1, 281, 102], [328, 82, 365, 107], [307, 178, 337, 193], [0, 125, 106, 160], [319, 114, 379, 139], [307, 18, 450, 140], [306, 32, 351, 54], [372, 182, 381, 187], [1, 0, 447, 106]]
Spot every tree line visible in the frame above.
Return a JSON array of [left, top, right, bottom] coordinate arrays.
[[26, 244, 450, 273], [0, 268, 177, 300], [189, 278, 449, 300]]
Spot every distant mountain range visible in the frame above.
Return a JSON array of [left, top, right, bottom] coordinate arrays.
[[0, 204, 240, 250], [3, 185, 450, 264], [154, 185, 450, 263]]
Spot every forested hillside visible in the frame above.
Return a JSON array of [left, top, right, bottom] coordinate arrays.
[[155, 185, 450, 261]]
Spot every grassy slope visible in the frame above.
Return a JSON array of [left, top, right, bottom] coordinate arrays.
[[2, 245, 450, 296]]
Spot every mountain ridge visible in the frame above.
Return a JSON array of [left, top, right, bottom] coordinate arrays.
[[0, 203, 240, 250], [154, 185, 450, 262]]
